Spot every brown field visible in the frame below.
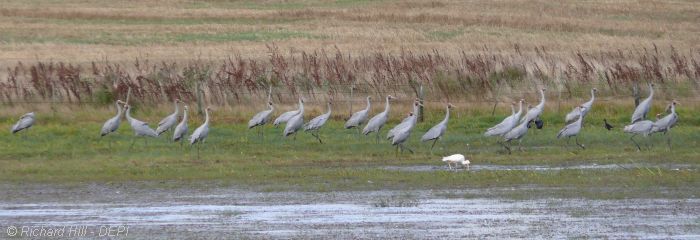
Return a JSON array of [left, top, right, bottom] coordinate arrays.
[[0, 0, 698, 65]]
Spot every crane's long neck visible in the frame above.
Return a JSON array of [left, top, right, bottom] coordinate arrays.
[[115, 102, 123, 118], [442, 106, 450, 124], [125, 107, 133, 122], [647, 85, 654, 100], [516, 101, 523, 116], [538, 90, 546, 108], [182, 108, 188, 122], [412, 103, 420, 119], [299, 101, 304, 115], [365, 97, 371, 111], [511, 104, 516, 115], [384, 97, 390, 113], [576, 108, 584, 125], [326, 103, 332, 115], [203, 109, 210, 126], [268, 103, 274, 111], [670, 103, 675, 115]]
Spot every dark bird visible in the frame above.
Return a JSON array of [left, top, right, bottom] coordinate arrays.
[[534, 119, 544, 129], [604, 119, 614, 131]]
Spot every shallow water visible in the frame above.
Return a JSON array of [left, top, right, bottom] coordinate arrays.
[[1, 185, 698, 239], [382, 163, 697, 172]]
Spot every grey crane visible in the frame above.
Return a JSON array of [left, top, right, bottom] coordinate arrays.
[[100, 100, 126, 149], [631, 83, 654, 123], [273, 98, 302, 127], [502, 107, 532, 154], [304, 101, 332, 143], [11, 112, 36, 137], [557, 106, 586, 149], [284, 98, 305, 139], [156, 99, 180, 136], [124, 104, 158, 148], [421, 103, 454, 152], [248, 101, 274, 137], [345, 96, 371, 133], [391, 101, 422, 155], [623, 119, 654, 151], [189, 106, 212, 160], [651, 100, 678, 149], [387, 99, 420, 140], [173, 105, 189, 144], [100, 100, 126, 137], [565, 88, 597, 123], [521, 88, 546, 125], [484, 99, 524, 137], [362, 95, 395, 143]]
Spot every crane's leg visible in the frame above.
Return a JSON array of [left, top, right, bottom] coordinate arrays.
[[376, 131, 381, 144], [196, 143, 201, 161], [518, 139, 523, 152], [575, 136, 585, 149], [666, 134, 672, 150], [498, 141, 511, 154], [447, 162, 452, 170], [129, 137, 137, 150], [430, 139, 438, 153], [630, 134, 641, 151]]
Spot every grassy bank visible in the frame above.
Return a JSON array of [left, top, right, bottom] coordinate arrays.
[[1, 104, 698, 198]]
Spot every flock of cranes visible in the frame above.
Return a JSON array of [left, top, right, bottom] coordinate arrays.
[[9, 83, 679, 157]]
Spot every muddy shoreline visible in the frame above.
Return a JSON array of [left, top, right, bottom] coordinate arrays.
[[1, 183, 698, 239]]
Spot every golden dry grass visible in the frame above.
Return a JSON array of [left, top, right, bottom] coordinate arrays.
[[0, 0, 698, 66]]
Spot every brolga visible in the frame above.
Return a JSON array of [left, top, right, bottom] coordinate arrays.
[[344, 96, 371, 134], [362, 95, 395, 143], [650, 100, 679, 149], [100, 100, 126, 149], [557, 106, 586, 149], [124, 104, 158, 149], [623, 119, 654, 151], [388, 99, 420, 141], [173, 105, 189, 145], [248, 101, 274, 138], [391, 101, 422, 155], [273, 98, 302, 127], [604, 119, 614, 131], [304, 101, 332, 143], [502, 106, 532, 154], [631, 83, 654, 123], [565, 88, 597, 123], [421, 103, 454, 153], [11, 112, 36, 137], [284, 98, 305, 139], [156, 99, 181, 136], [521, 88, 546, 126], [484, 99, 524, 137], [189, 106, 212, 160]]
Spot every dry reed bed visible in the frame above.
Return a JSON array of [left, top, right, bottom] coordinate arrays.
[[1, 46, 698, 110]]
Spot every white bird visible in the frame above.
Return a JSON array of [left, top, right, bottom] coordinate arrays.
[[189, 106, 212, 160], [388, 99, 420, 140], [484, 99, 524, 137], [156, 99, 180, 136], [100, 100, 126, 137], [442, 154, 470, 170], [284, 98, 305, 138], [623, 119, 654, 151], [565, 88, 597, 123], [173, 105, 189, 143], [11, 112, 36, 135], [248, 101, 274, 137], [502, 108, 532, 154], [345, 96, 371, 130], [421, 103, 454, 151], [391, 100, 422, 154], [273, 98, 303, 127], [363, 95, 395, 143], [304, 101, 332, 143], [557, 106, 586, 149], [521, 88, 546, 124], [631, 83, 654, 123]]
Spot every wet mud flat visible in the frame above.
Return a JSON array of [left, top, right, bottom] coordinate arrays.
[[1, 183, 699, 239]]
